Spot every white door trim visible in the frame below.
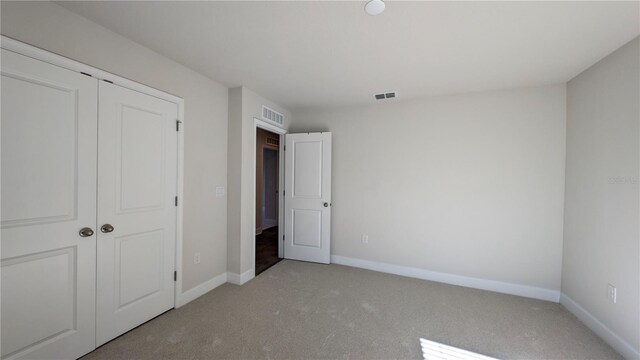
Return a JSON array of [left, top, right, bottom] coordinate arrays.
[[253, 118, 287, 270], [0, 35, 187, 309], [175, 104, 185, 307]]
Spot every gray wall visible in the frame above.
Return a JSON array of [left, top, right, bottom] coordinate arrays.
[[291, 84, 567, 293], [3, 5, 638, 355], [0, 1, 229, 293], [562, 37, 639, 358], [227, 86, 290, 277]]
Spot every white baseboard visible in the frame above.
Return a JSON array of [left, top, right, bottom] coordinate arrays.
[[176, 272, 227, 308], [227, 268, 255, 285], [560, 293, 639, 359], [330, 255, 560, 302]]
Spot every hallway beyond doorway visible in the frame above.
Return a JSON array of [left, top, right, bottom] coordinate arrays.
[[256, 226, 280, 275]]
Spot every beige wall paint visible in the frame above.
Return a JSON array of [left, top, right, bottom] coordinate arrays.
[[291, 84, 567, 291], [562, 37, 639, 355], [227, 86, 290, 277], [227, 88, 243, 275], [1, 1, 229, 293]]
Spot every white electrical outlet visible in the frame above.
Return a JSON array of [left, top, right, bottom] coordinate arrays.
[[194, 252, 201, 265], [607, 284, 617, 303], [361, 234, 369, 244]]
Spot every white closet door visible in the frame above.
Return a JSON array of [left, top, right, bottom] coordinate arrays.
[[1, 49, 98, 359], [284, 132, 332, 264], [96, 81, 178, 346]]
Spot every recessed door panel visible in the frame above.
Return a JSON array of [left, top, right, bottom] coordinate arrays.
[[293, 141, 322, 198], [117, 230, 164, 308], [292, 209, 322, 248], [1, 70, 77, 227], [284, 133, 332, 264], [96, 81, 177, 346], [1, 49, 97, 360], [118, 105, 165, 212], [1, 248, 76, 357]]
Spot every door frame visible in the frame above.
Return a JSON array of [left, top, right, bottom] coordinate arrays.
[[253, 118, 287, 270], [1, 36, 187, 308]]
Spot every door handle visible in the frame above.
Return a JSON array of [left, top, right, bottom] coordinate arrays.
[[101, 224, 114, 233], [79, 227, 94, 237], [323, 202, 329, 207]]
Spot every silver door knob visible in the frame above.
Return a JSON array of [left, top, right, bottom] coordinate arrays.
[[101, 224, 114, 233], [79, 227, 94, 237], [323, 202, 329, 207]]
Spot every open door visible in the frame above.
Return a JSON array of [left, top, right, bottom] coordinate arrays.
[[283, 132, 332, 264]]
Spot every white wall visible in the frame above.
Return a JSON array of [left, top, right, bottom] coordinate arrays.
[[291, 84, 567, 294], [227, 88, 244, 276], [562, 37, 639, 359], [227, 86, 290, 279], [0, 1, 229, 294]]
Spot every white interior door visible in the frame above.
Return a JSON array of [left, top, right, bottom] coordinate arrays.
[[284, 132, 332, 264], [1, 49, 98, 359], [96, 82, 178, 346]]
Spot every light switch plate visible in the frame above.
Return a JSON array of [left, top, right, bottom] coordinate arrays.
[[215, 186, 225, 197], [607, 284, 617, 303]]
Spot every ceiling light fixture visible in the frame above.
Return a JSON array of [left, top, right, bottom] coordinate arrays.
[[365, 0, 385, 16]]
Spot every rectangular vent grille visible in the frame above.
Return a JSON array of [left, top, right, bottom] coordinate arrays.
[[262, 105, 284, 126], [374, 92, 397, 100], [266, 136, 279, 146]]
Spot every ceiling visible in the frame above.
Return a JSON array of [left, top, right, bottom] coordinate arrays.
[[58, 1, 639, 110]]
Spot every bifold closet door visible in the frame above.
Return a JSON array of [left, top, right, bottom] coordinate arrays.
[[1, 49, 98, 360], [96, 81, 178, 346]]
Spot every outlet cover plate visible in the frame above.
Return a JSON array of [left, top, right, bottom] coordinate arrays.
[[607, 284, 617, 303]]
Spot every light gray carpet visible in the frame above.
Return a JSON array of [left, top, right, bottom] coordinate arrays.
[[82, 260, 621, 359]]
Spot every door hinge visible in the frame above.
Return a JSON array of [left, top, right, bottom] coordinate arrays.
[[175, 196, 178, 206], [174, 271, 177, 281], [80, 72, 92, 77], [284, 145, 286, 151], [102, 79, 113, 84], [283, 190, 285, 196], [283, 234, 285, 241], [176, 120, 182, 131]]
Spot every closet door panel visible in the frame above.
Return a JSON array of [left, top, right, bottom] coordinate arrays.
[[96, 81, 177, 346], [0, 49, 98, 360]]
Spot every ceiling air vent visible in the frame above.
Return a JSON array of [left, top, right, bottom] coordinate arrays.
[[374, 92, 397, 100], [262, 105, 284, 127], [266, 136, 280, 147]]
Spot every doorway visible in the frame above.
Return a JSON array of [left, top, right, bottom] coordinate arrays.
[[255, 127, 282, 275]]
